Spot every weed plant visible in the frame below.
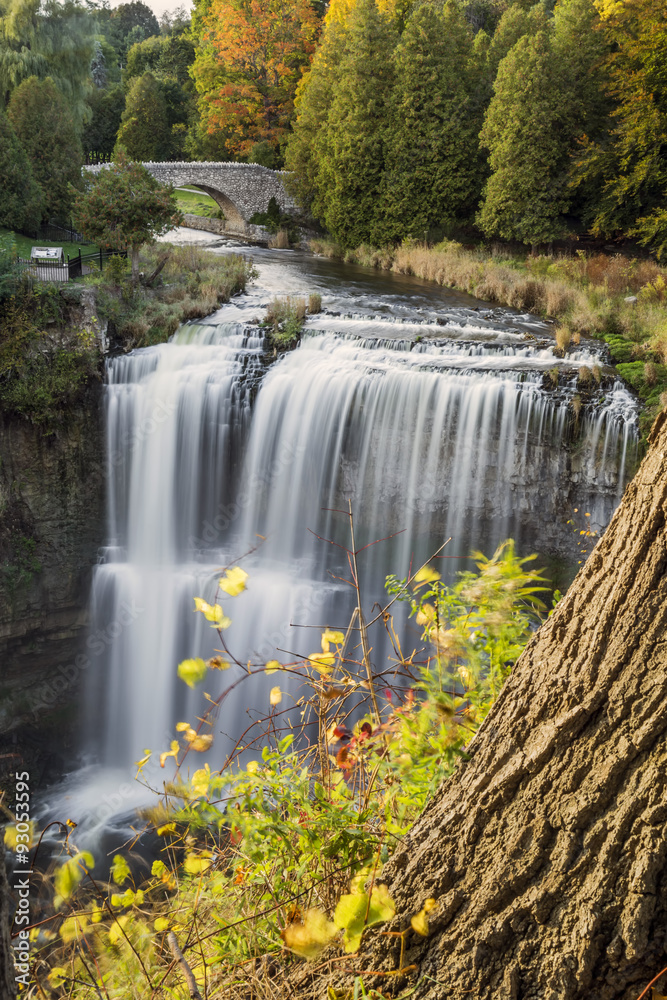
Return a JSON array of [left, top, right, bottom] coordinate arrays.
[[19, 523, 548, 999], [88, 245, 256, 349]]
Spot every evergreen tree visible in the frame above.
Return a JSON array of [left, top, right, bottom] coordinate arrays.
[[7, 75, 83, 222], [383, 1, 484, 241], [0, 108, 43, 230], [315, 0, 397, 246], [575, 0, 667, 258], [477, 30, 578, 245], [486, 2, 549, 79], [83, 83, 125, 156], [115, 72, 170, 160], [284, 16, 349, 212]]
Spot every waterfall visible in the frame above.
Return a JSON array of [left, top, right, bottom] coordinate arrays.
[[85, 312, 638, 777]]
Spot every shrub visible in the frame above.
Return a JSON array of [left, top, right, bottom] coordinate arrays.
[[33, 541, 547, 996]]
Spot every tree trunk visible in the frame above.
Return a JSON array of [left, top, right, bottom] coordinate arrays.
[[0, 857, 16, 1000], [131, 246, 140, 283], [359, 412, 667, 1000]]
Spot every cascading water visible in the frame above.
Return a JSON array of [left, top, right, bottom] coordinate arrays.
[[64, 233, 639, 830]]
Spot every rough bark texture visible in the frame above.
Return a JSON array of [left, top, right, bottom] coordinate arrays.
[[0, 858, 16, 1000], [358, 412, 667, 1000]]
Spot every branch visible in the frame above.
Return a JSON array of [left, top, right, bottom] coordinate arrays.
[[167, 931, 203, 1000]]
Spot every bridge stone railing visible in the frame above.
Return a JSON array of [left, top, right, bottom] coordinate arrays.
[[85, 161, 298, 230]]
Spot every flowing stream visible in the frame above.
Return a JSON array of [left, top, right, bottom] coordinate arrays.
[[52, 231, 639, 833]]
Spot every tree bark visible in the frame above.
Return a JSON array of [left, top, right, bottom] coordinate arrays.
[[358, 412, 667, 1000]]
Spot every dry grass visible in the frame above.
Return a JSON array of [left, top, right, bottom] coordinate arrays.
[[269, 228, 291, 249], [308, 292, 322, 314], [556, 327, 571, 351]]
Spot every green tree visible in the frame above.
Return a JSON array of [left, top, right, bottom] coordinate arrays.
[[7, 75, 82, 222], [107, 1, 160, 62], [115, 72, 170, 160], [575, 0, 667, 258], [477, 29, 578, 245], [313, 0, 397, 246], [284, 16, 349, 213], [72, 152, 183, 280], [0, 108, 42, 230], [486, 2, 549, 78], [383, 1, 485, 241], [83, 83, 125, 156], [0, 0, 96, 124]]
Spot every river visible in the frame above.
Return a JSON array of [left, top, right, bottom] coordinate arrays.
[[46, 229, 639, 838]]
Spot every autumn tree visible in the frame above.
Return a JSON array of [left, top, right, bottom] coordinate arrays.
[[115, 72, 171, 161], [7, 75, 82, 222], [383, 1, 485, 241], [342, 408, 667, 1000], [72, 153, 182, 280], [575, 0, 667, 259], [0, 107, 42, 230], [190, 0, 319, 160]]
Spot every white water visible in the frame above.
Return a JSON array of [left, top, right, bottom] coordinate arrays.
[[59, 232, 639, 833]]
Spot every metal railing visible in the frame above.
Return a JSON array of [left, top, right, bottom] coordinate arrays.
[[17, 249, 128, 283]]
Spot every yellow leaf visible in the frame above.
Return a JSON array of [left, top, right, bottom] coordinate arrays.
[[410, 898, 437, 937], [47, 968, 69, 987], [218, 566, 248, 596], [108, 916, 129, 945], [282, 908, 338, 960], [53, 852, 95, 905], [334, 884, 395, 953], [193, 597, 231, 629], [322, 629, 345, 645], [207, 656, 230, 670], [59, 915, 89, 943], [191, 765, 211, 797], [4, 820, 35, 850], [156, 823, 177, 836], [184, 853, 212, 875], [270, 686, 282, 706], [160, 740, 180, 768], [246, 760, 259, 774], [184, 730, 213, 752], [177, 657, 208, 688], [413, 566, 441, 586], [307, 652, 336, 674], [154, 917, 170, 932], [265, 659, 282, 674]]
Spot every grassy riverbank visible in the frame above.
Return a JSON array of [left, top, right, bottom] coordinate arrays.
[[312, 238, 667, 435], [87, 243, 254, 349], [0, 246, 254, 426]]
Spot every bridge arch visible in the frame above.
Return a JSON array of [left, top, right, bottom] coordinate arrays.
[[84, 161, 298, 232], [180, 183, 246, 229]]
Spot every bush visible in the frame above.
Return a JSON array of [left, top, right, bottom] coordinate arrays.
[[33, 541, 547, 996], [264, 294, 306, 349]]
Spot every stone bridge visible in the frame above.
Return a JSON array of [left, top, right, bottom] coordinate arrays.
[[85, 161, 298, 233]]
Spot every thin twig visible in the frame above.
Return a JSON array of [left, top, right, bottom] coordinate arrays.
[[167, 930, 203, 999]]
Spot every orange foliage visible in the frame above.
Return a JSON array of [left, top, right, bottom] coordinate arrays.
[[192, 0, 320, 157]]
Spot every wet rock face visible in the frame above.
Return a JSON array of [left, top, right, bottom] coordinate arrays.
[[0, 385, 105, 739]]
